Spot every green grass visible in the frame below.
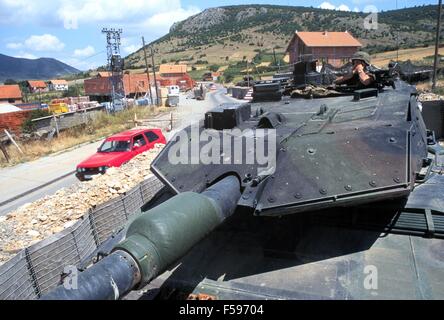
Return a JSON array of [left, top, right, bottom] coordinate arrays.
[[25, 91, 64, 104], [23, 84, 86, 104], [188, 69, 209, 81], [432, 86, 444, 96], [219, 50, 288, 84]]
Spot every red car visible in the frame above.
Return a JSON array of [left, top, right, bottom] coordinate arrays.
[[76, 128, 166, 181]]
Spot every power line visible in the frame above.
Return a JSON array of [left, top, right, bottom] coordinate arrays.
[[80, 50, 106, 61]]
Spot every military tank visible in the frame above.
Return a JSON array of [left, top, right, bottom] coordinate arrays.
[[42, 60, 444, 300]]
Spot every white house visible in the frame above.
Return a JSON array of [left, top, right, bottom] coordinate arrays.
[[48, 79, 69, 91]]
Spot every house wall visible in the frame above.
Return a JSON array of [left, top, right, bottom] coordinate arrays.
[[289, 42, 360, 67], [29, 87, 48, 93], [0, 110, 31, 134], [49, 84, 69, 91], [288, 37, 298, 64], [85, 75, 152, 97], [85, 73, 196, 97], [0, 98, 22, 104], [84, 77, 115, 96], [312, 47, 360, 67], [160, 73, 187, 77]]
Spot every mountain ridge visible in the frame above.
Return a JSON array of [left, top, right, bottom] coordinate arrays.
[[125, 4, 440, 69], [0, 54, 80, 82]]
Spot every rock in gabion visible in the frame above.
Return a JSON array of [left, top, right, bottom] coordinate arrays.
[[0, 144, 164, 265], [418, 92, 444, 101]]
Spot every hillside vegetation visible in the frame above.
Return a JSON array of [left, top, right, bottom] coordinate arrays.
[[0, 54, 79, 82], [125, 4, 440, 73]]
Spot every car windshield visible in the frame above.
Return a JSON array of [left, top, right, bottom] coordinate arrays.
[[99, 140, 131, 152]]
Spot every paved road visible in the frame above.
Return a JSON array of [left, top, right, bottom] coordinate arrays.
[[142, 86, 243, 139], [175, 86, 243, 129], [0, 86, 241, 215], [0, 175, 79, 216], [0, 141, 102, 215]]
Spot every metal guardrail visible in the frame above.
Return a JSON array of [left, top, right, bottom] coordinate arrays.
[[0, 175, 164, 300]]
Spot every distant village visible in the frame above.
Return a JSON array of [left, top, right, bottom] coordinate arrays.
[[0, 31, 365, 135]]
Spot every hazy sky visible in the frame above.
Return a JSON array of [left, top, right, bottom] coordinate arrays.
[[0, 0, 438, 71]]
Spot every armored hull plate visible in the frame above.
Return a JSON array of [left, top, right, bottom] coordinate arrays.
[[127, 209, 444, 300], [151, 81, 429, 216]]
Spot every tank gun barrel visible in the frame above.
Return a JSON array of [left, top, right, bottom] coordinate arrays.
[[41, 175, 241, 300]]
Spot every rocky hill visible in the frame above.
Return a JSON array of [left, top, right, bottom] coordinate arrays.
[[125, 4, 440, 69]]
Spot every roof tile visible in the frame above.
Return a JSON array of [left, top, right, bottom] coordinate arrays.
[[27, 80, 47, 88], [295, 31, 362, 47], [50, 79, 68, 85], [0, 85, 22, 100], [159, 64, 187, 74]]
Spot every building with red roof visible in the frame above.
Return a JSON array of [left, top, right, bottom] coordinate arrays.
[[0, 85, 23, 104], [27, 80, 48, 93], [286, 31, 362, 67]]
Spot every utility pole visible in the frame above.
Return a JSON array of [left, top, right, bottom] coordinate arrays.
[[433, 0, 442, 90], [247, 60, 250, 87], [150, 46, 160, 106], [142, 37, 154, 105], [273, 48, 277, 66], [396, 0, 399, 62]]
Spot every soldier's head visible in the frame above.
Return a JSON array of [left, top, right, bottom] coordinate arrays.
[[351, 51, 371, 67]]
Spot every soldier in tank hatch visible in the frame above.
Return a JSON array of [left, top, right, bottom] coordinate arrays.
[[334, 51, 375, 88]]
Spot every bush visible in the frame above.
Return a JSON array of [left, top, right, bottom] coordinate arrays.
[[63, 85, 81, 97], [224, 74, 235, 83], [4, 79, 17, 85], [209, 64, 220, 72], [22, 109, 51, 133]]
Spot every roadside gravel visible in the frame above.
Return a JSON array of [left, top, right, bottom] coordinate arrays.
[[0, 144, 164, 265]]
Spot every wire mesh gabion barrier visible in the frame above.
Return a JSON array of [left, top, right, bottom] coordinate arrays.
[[0, 175, 164, 300]]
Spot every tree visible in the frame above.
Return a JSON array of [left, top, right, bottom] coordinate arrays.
[[18, 81, 30, 103], [63, 86, 77, 97], [63, 83, 84, 97], [4, 79, 17, 85], [224, 74, 234, 83], [209, 65, 220, 72]]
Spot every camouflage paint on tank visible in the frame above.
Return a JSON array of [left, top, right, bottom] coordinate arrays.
[[151, 80, 429, 217]]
